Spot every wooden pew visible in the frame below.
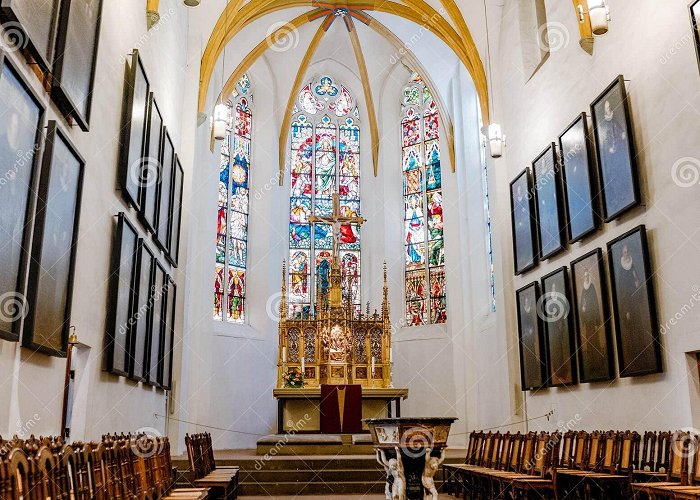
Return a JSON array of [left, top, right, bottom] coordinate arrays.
[[185, 433, 238, 500]]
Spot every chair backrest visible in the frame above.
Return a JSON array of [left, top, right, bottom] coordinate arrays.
[[689, 433, 700, 485], [640, 431, 657, 471], [481, 432, 494, 467], [657, 431, 671, 473], [498, 433, 512, 471], [667, 431, 691, 485], [464, 431, 477, 464], [586, 431, 602, 470], [472, 432, 485, 465], [6, 446, 31, 500], [616, 431, 640, 476], [572, 431, 588, 470], [559, 431, 576, 469], [600, 431, 619, 473], [530, 432, 556, 478], [508, 433, 523, 473], [486, 432, 501, 468]]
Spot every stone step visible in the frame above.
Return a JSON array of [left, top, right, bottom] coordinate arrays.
[[240, 468, 386, 483], [239, 480, 388, 496]]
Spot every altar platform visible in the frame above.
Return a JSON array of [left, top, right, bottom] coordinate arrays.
[[273, 387, 408, 433]]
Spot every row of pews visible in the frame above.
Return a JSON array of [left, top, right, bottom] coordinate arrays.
[[0, 433, 206, 499], [0, 432, 238, 500], [442, 430, 700, 499]]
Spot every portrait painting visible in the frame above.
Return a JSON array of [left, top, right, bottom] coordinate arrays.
[[690, 0, 700, 74], [167, 156, 184, 266], [510, 169, 538, 275], [106, 213, 139, 377], [559, 113, 600, 242], [607, 225, 662, 377], [591, 75, 640, 221], [0, 57, 44, 341], [541, 267, 577, 386], [147, 261, 167, 387], [0, 0, 60, 72], [23, 122, 85, 357], [516, 282, 547, 390], [129, 239, 155, 382], [571, 248, 614, 383], [533, 143, 566, 260], [139, 94, 162, 234], [156, 129, 175, 252], [51, 0, 103, 130]]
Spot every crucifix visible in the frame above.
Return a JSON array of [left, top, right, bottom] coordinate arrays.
[[309, 192, 366, 264]]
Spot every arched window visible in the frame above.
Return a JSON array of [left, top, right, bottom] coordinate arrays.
[[288, 76, 361, 318], [214, 75, 252, 323], [402, 74, 447, 326]]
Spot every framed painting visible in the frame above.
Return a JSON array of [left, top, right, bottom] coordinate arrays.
[[516, 282, 547, 391], [540, 267, 577, 386], [167, 155, 184, 266], [105, 213, 139, 376], [23, 121, 85, 357], [571, 248, 614, 383], [690, 0, 700, 74], [159, 278, 176, 389], [146, 260, 167, 387], [591, 75, 641, 222], [155, 129, 175, 252], [533, 143, 566, 260], [129, 239, 154, 381], [607, 225, 662, 377], [139, 93, 162, 234], [118, 49, 149, 209], [51, 0, 103, 131], [0, 0, 60, 72], [559, 113, 600, 243], [0, 55, 44, 342], [510, 169, 538, 275]]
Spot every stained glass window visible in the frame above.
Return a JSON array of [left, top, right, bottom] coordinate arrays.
[[214, 76, 252, 323], [402, 74, 447, 326], [288, 76, 362, 318]]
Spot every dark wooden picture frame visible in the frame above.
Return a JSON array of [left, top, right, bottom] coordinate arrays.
[[160, 278, 176, 389], [51, 0, 103, 131], [0, 0, 60, 73], [118, 49, 150, 210], [540, 266, 577, 387], [559, 113, 600, 243], [138, 93, 162, 234], [591, 75, 641, 222], [533, 143, 566, 260], [607, 225, 662, 377], [689, 0, 700, 74], [23, 121, 85, 357], [0, 54, 45, 342], [146, 260, 167, 387], [510, 168, 538, 275], [155, 128, 175, 253], [571, 248, 615, 383], [105, 213, 139, 377], [129, 238, 155, 382], [516, 281, 547, 391], [167, 155, 184, 266]]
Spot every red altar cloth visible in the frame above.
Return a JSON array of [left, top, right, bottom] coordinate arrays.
[[320, 384, 363, 433]]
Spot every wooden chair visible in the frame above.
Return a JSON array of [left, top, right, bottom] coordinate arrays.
[[443, 430, 477, 496], [185, 434, 237, 500], [632, 431, 692, 498], [635, 431, 673, 485]]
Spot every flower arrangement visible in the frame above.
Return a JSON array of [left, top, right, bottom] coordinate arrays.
[[283, 367, 304, 388]]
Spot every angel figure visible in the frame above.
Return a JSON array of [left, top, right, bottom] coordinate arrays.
[[376, 450, 392, 500], [377, 447, 405, 500], [422, 447, 446, 500]]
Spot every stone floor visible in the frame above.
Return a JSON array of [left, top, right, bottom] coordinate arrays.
[[239, 496, 446, 499]]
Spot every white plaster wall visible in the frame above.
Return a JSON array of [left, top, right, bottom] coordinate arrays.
[[0, 0, 191, 440], [491, 0, 700, 433]]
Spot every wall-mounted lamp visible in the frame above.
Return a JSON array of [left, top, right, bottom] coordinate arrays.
[[184, 0, 201, 6], [483, 123, 506, 158], [579, 0, 610, 36], [146, 0, 160, 29], [213, 103, 228, 141]]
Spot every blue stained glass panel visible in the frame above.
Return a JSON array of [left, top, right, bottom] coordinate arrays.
[[314, 223, 333, 249], [403, 145, 421, 171], [314, 197, 332, 217], [228, 238, 247, 268], [426, 162, 442, 191], [290, 223, 311, 248]]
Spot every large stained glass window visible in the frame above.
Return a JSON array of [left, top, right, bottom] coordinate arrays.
[[402, 74, 447, 326], [214, 75, 252, 323], [288, 76, 361, 318]]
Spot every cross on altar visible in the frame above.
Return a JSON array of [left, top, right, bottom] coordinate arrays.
[[308, 192, 366, 263]]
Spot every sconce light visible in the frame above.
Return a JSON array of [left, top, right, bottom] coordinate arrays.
[[484, 123, 506, 159], [579, 0, 610, 36], [213, 103, 228, 141], [146, 0, 160, 29], [184, 0, 201, 6]]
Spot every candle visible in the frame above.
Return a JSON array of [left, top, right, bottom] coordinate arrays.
[[282, 347, 287, 363], [371, 356, 376, 376], [390, 347, 393, 363], [301, 357, 305, 373]]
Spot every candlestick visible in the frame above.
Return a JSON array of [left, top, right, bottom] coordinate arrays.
[[282, 346, 287, 363]]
